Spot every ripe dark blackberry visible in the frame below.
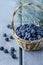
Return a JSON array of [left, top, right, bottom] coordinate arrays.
[[37, 35, 41, 40], [31, 29, 36, 34], [10, 36, 14, 39], [7, 24, 12, 29], [10, 47, 16, 53], [3, 33, 7, 37], [24, 24, 29, 27], [11, 54, 17, 59], [0, 46, 4, 51], [5, 37, 10, 42], [4, 49, 9, 53], [29, 24, 35, 28]]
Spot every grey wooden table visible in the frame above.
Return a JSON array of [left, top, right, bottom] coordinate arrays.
[[19, 47, 43, 65]]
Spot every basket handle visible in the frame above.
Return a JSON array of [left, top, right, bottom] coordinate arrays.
[[11, 2, 43, 34]]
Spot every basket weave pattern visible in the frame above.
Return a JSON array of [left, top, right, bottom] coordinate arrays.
[[11, 2, 43, 50]]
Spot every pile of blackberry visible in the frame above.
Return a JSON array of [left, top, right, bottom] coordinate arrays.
[[16, 24, 43, 41]]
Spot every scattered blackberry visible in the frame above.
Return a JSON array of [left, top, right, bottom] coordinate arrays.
[[4, 49, 9, 53], [0, 46, 4, 51], [5, 37, 10, 42], [10, 36, 14, 39], [3, 33, 7, 37], [7, 24, 12, 29], [10, 47, 16, 53], [11, 53, 17, 59]]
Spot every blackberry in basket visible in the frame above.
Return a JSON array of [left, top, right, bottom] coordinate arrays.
[[16, 24, 43, 41]]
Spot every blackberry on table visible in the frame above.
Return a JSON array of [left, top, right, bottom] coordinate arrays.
[[10, 36, 14, 40], [7, 24, 12, 29], [11, 53, 17, 59], [4, 49, 9, 53], [10, 47, 16, 53], [0, 46, 4, 51], [10, 47, 16, 57], [3, 33, 7, 37], [5, 37, 10, 42]]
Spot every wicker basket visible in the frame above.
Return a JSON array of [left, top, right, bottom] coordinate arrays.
[[11, 2, 43, 50]]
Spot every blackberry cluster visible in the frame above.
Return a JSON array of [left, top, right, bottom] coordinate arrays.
[[3, 33, 14, 42], [0, 46, 17, 59], [16, 24, 43, 41]]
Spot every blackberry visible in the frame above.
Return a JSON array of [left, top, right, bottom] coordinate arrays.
[[4, 49, 9, 53], [0, 46, 4, 51], [31, 29, 36, 34], [3, 33, 7, 37], [37, 35, 41, 40], [10, 47, 16, 53], [11, 54, 17, 59], [7, 24, 12, 29], [10, 36, 14, 39], [5, 37, 10, 42]]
